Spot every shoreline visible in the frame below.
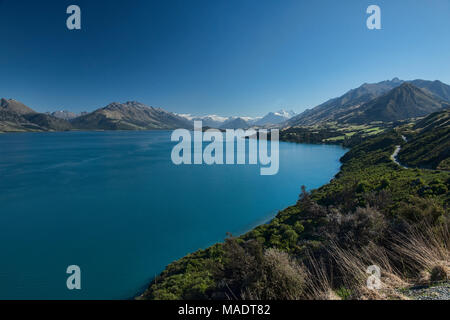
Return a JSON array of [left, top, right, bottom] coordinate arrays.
[[135, 140, 347, 299]]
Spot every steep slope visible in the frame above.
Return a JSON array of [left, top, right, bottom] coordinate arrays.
[[0, 98, 72, 132], [23, 113, 72, 131], [398, 109, 450, 170], [410, 79, 450, 102], [412, 109, 450, 133], [287, 78, 404, 126], [71, 101, 192, 130], [0, 109, 41, 132], [0, 98, 36, 115], [345, 83, 449, 124]]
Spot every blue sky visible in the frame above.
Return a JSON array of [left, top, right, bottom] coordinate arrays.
[[0, 0, 449, 116]]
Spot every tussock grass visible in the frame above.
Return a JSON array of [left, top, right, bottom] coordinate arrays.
[[298, 221, 449, 300]]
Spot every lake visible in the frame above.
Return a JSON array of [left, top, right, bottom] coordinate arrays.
[[0, 131, 347, 299]]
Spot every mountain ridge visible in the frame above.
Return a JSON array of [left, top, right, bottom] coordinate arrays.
[[287, 78, 450, 126], [0, 99, 72, 132], [70, 101, 193, 130], [343, 83, 450, 124], [177, 109, 295, 128], [0, 98, 36, 115], [2, 78, 450, 133], [0, 99, 193, 132]]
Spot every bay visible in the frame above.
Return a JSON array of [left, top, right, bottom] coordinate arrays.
[[0, 131, 347, 299]]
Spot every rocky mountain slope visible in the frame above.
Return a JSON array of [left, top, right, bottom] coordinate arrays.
[[0, 99, 72, 132], [1, 99, 192, 132], [287, 79, 450, 126], [343, 83, 449, 124], [70, 101, 192, 130], [0, 98, 36, 115]]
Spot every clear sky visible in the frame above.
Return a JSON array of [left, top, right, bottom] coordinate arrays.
[[1, 0, 449, 116]]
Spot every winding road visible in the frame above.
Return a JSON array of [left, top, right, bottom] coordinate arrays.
[[390, 135, 408, 169]]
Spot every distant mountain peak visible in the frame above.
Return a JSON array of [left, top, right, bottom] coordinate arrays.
[[254, 109, 296, 126], [273, 109, 295, 117], [46, 110, 80, 120]]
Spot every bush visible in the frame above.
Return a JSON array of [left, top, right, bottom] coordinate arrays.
[[430, 265, 448, 282], [397, 197, 445, 224], [324, 206, 386, 247], [356, 181, 370, 193], [247, 248, 306, 300], [216, 237, 306, 299], [294, 221, 305, 234]]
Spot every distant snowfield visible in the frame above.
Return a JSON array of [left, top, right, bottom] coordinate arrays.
[[177, 109, 296, 128]]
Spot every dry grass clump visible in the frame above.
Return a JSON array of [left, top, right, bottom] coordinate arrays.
[[388, 221, 449, 284], [323, 241, 408, 299], [298, 221, 449, 300], [220, 220, 449, 300], [300, 252, 335, 300]]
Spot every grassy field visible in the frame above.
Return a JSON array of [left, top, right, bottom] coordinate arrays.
[[280, 121, 392, 145]]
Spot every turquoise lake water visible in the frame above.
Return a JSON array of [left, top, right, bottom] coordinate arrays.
[[0, 131, 347, 299]]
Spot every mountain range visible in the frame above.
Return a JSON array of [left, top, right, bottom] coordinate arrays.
[[342, 83, 449, 124], [287, 78, 450, 126], [2, 78, 450, 133], [0, 99, 192, 132], [177, 109, 295, 129]]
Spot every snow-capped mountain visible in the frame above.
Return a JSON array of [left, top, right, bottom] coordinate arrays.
[[177, 114, 262, 128], [177, 114, 230, 127], [45, 110, 88, 120], [177, 110, 295, 129], [254, 110, 296, 125]]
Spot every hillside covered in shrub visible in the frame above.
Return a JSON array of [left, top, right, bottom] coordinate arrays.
[[139, 113, 450, 300]]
